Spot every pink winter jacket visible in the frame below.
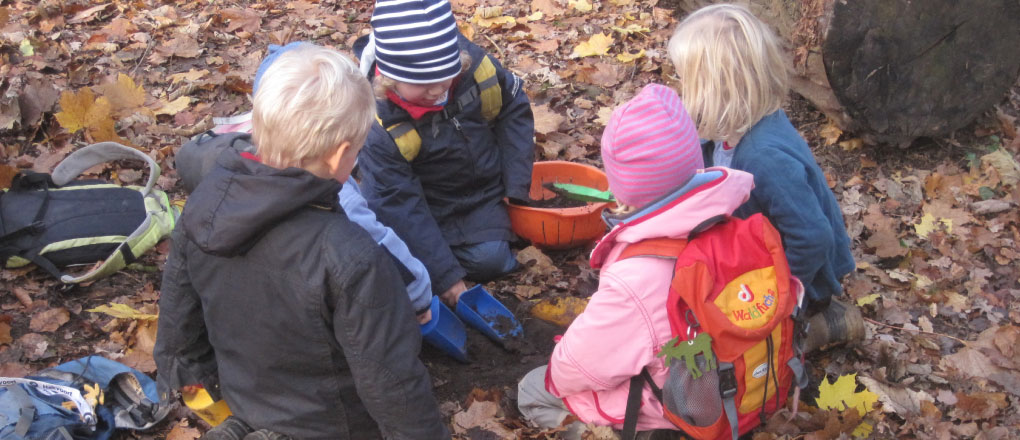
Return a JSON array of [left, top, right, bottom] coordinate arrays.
[[545, 168, 755, 431]]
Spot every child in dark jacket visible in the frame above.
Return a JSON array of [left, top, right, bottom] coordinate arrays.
[[355, 0, 535, 305], [154, 45, 449, 440], [667, 3, 862, 349]]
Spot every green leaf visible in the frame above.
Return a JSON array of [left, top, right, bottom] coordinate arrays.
[[979, 186, 996, 200]]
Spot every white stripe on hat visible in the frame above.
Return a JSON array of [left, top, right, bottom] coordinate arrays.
[[373, 22, 458, 44], [373, 1, 448, 20], [374, 36, 458, 56], [373, 12, 454, 33]]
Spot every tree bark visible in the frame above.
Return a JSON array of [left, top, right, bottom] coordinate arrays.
[[668, 0, 1020, 146]]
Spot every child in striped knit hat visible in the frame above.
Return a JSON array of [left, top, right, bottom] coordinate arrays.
[[517, 84, 760, 439], [354, 0, 534, 307]]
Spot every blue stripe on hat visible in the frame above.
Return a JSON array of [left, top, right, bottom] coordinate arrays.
[[372, 0, 462, 84]]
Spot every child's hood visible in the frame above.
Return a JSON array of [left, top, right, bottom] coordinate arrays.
[[180, 150, 342, 257], [590, 167, 754, 268]]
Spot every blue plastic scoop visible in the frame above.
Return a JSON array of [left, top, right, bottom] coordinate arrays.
[[420, 295, 469, 363], [456, 285, 524, 347]]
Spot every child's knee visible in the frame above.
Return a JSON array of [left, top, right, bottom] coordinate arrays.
[[453, 240, 518, 281]]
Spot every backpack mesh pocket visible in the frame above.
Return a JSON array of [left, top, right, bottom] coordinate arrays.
[[662, 355, 721, 427]]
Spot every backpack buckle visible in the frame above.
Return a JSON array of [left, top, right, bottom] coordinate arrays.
[[718, 363, 738, 398]]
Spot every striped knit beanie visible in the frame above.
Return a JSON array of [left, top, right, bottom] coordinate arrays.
[[601, 84, 704, 207], [370, 0, 462, 84]]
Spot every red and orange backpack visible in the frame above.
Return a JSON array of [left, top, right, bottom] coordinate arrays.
[[620, 213, 808, 440]]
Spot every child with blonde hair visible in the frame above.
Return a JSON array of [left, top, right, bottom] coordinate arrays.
[[354, 0, 534, 306], [668, 3, 860, 349], [155, 45, 448, 440]]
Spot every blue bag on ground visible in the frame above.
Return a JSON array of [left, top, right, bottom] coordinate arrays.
[[0, 356, 169, 440]]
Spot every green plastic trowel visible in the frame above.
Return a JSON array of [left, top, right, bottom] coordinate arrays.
[[543, 182, 615, 203]]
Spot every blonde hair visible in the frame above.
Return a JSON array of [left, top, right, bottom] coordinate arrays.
[[373, 51, 473, 100], [667, 3, 789, 141], [252, 46, 376, 170]]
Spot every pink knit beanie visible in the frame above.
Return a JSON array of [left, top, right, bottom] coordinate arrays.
[[601, 83, 704, 207]]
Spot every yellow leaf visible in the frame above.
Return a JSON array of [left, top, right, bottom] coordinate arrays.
[[856, 293, 880, 306], [457, 21, 475, 41], [914, 212, 938, 237], [816, 373, 879, 416], [570, 33, 614, 58], [819, 120, 843, 146], [169, 69, 210, 85], [568, 0, 593, 12], [531, 297, 588, 327], [610, 0, 632, 5], [56, 88, 98, 133], [839, 138, 863, 151], [19, 39, 34, 56], [616, 49, 644, 63], [477, 6, 502, 18], [611, 24, 650, 36], [86, 303, 158, 321], [853, 421, 873, 438], [981, 149, 1020, 187], [471, 13, 516, 29], [527, 11, 544, 20], [95, 74, 147, 115], [155, 96, 192, 116]]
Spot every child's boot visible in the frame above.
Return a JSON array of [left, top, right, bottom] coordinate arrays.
[[199, 416, 253, 440], [803, 298, 865, 353]]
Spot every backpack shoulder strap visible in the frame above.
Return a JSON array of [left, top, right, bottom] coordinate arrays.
[[618, 237, 688, 260], [51, 142, 160, 195], [472, 55, 502, 122], [376, 116, 422, 162]]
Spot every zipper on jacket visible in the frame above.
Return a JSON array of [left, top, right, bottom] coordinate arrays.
[[450, 117, 470, 142]]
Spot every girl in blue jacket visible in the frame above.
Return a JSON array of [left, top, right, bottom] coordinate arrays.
[[355, 0, 535, 305], [667, 4, 861, 348]]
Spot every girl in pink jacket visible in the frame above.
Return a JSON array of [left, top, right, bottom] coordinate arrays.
[[517, 84, 757, 438]]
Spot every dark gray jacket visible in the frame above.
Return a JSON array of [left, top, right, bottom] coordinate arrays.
[[154, 149, 449, 440]]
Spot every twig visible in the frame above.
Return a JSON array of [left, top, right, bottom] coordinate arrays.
[[864, 317, 969, 347], [130, 41, 154, 78], [483, 33, 505, 59]]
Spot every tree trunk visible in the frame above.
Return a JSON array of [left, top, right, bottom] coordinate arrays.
[[669, 0, 1020, 146]]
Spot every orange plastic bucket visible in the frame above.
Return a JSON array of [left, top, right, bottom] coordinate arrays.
[[507, 161, 611, 249]]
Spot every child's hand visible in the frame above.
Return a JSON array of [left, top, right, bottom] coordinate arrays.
[[440, 280, 467, 307], [417, 308, 433, 324], [180, 384, 202, 395]]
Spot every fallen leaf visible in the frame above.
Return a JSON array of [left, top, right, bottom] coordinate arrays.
[[865, 228, 907, 258], [457, 22, 475, 41], [19, 39, 34, 57], [166, 421, 201, 440], [531, 104, 565, 135], [515, 285, 543, 299], [570, 33, 614, 58], [451, 400, 513, 437], [30, 307, 70, 332], [155, 96, 193, 116], [594, 106, 612, 126], [0, 321, 11, 345], [531, 0, 565, 17], [0, 164, 17, 189], [839, 138, 864, 151], [531, 297, 588, 327], [970, 199, 1013, 215], [616, 49, 645, 63], [18, 80, 61, 128], [94, 74, 147, 116], [816, 373, 879, 416], [856, 293, 880, 307], [856, 376, 931, 417], [221, 8, 262, 33], [819, 121, 843, 146], [981, 149, 1020, 187], [86, 303, 158, 320], [949, 392, 1007, 421], [568, 0, 593, 12], [55, 88, 104, 134], [516, 246, 556, 276], [18, 333, 49, 360]]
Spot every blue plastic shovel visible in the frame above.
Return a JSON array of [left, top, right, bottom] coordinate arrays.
[[456, 285, 524, 347], [420, 295, 469, 363]]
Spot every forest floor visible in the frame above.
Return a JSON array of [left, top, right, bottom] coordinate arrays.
[[1, 0, 1019, 439]]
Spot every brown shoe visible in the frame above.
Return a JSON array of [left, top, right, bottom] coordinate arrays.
[[803, 298, 865, 353]]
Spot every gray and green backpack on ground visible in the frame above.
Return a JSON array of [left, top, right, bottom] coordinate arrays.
[[0, 142, 178, 283]]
